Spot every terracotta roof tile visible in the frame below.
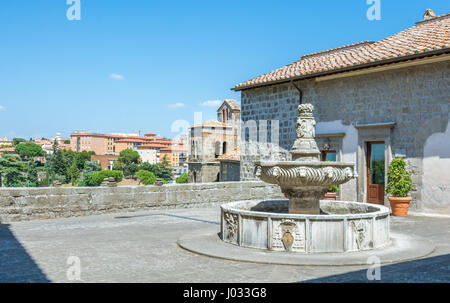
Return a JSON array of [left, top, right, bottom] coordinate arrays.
[[190, 120, 227, 128], [218, 147, 240, 161], [233, 12, 450, 90]]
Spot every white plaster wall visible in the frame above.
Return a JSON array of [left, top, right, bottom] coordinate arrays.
[[316, 120, 358, 201], [138, 149, 158, 164], [422, 120, 450, 214]]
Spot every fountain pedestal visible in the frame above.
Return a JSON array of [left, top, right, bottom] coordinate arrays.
[[282, 186, 328, 214]]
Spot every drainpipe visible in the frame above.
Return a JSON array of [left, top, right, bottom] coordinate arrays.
[[291, 80, 303, 105]]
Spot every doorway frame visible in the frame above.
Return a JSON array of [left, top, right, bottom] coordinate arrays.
[[356, 122, 395, 205], [366, 141, 386, 204]]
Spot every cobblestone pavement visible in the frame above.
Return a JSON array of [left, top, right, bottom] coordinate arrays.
[[0, 208, 449, 283]]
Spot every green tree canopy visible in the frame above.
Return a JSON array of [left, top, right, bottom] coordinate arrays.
[[12, 138, 26, 146], [118, 149, 140, 165], [14, 142, 45, 160], [0, 154, 27, 187], [135, 170, 157, 185], [67, 162, 80, 186]]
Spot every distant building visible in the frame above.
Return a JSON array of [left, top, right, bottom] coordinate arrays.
[[218, 147, 240, 182], [137, 148, 158, 164], [0, 138, 13, 147], [188, 99, 240, 183], [70, 132, 177, 156], [0, 147, 15, 156], [91, 154, 119, 170]]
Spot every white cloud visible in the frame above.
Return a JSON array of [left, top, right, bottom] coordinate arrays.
[[198, 100, 221, 107], [109, 73, 125, 80], [0, 105, 5, 111], [168, 102, 185, 109]]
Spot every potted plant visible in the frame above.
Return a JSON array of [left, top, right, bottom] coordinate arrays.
[[385, 158, 413, 216], [324, 185, 339, 200]]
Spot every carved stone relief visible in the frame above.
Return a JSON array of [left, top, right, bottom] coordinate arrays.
[[272, 219, 305, 252]]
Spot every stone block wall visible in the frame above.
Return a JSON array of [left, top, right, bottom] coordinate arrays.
[[0, 182, 283, 222]]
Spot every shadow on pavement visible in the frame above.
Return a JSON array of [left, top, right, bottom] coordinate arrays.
[[114, 213, 220, 225], [302, 254, 450, 283], [0, 223, 50, 282]]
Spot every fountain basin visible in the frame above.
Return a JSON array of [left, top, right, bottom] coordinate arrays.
[[255, 161, 358, 214], [221, 200, 390, 253]]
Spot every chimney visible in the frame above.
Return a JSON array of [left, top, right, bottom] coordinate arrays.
[[423, 8, 436, 20]]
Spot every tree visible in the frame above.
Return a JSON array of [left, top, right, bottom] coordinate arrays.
[[118, 149, 140, 165], [124, 163, 139, 178], [83, 161, 101, 175], [0, 154, 27, 187], [74, 150, 92, 170], [158, 155, 173, 181], [67, 162, 80, 186], [12, 138, 26, 146], [25, 160, 39, 187], [15, 142, 45, 160], [139, 161, 172, 182], [135, 170, 156, 185], [49, 149, 69, 183]]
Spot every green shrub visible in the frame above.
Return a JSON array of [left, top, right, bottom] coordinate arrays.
[[176, 173, 188, 184], [124, 163, 139, 177], [327, 184, 339, 192], [80, 170, 123, 187], [135, 170, 157, 185], [78, 173, 96, 187], [385, 158, 413, 197]]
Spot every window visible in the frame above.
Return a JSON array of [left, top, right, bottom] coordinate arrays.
[[321, 150, 337, 162]]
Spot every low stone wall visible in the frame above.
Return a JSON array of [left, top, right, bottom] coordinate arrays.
[[0, 182, 283, 222]]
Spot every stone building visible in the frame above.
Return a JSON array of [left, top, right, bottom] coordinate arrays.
[[188, 100, 240, 183], [218, 147, 241, 182], [232, 10, 450, 215]]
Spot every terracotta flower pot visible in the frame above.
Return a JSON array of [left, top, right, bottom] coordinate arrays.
[[323, 192, 337, 200], [388, 196, 412, 216]]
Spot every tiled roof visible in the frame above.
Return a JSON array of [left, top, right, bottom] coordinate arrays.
[[220, 99, 241, 111], [190, 120, 227, 128], [218, 147, 240, 161], [116, 138, 147, 143], [233, 12, 450, 91], [137, 143, 169, 149]]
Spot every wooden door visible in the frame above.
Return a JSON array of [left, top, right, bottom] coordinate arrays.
[[366, 142, 385, 204]]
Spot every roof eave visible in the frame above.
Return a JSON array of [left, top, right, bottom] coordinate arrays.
[[231, 48, 450, 91]]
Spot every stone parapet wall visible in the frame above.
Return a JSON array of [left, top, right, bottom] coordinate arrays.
[[0, 182, 283, 222]]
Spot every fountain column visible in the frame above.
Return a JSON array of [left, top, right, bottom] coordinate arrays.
[[285, 104, 326, 214]]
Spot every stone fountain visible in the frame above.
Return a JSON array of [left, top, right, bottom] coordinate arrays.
[[179, 103, 435, 264], [219, 104, 391, 253], [254, 103, 357, 215]]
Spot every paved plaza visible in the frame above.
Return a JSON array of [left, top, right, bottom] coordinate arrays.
[[0, 207, 449, 283]]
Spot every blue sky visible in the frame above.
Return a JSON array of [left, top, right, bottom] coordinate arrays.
[[0, 0, 448, 140]]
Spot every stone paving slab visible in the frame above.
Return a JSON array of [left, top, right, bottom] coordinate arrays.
[[177, 231, 435, 266], [0, 207, 449, 283]]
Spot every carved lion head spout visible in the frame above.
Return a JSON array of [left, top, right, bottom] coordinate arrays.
[[272, 166, 281, 178], [297, 167, 307, 178], [344, 167, 353, 178], [323, 167, 334, 179], [254, 166, 262, 178]]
